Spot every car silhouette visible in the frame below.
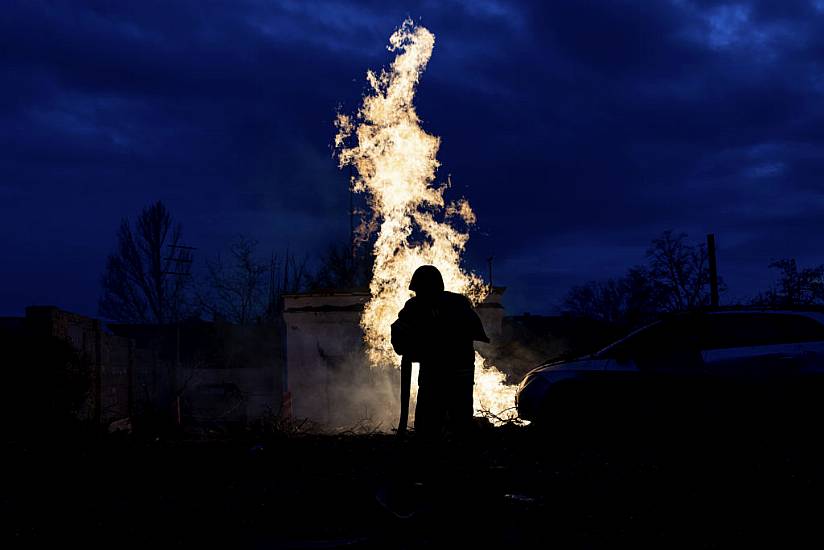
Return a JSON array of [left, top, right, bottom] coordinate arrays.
[[516, 308, 824, 431]]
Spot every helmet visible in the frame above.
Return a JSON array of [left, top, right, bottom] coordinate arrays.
[[409, 265, 444, 295]]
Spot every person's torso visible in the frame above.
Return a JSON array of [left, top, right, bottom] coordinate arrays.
[[405, 292, 477, 386]]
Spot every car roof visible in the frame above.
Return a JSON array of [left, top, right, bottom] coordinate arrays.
[[594, 308, 824, 358], [677, 308, 824, 325], [705, 308, 824, 323]]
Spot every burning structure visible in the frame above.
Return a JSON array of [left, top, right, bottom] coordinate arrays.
[[282, 19, 518, 429]]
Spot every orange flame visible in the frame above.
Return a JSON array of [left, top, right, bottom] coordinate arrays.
[[335, 19, 518, 424]]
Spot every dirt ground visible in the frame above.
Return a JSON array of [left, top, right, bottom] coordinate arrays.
[[5, 422, 824, 548]]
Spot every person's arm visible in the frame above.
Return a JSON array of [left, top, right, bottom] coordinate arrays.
[[464, 296, 490, 343], [390, 299, 416, 356], [398, 355, 412, 436]]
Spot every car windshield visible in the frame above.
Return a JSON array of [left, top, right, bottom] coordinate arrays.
[[594, 321, 661, 359], [596, 311, 824, 360]]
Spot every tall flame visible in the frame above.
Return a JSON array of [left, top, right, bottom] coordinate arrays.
[[335, 19, 518, 423]]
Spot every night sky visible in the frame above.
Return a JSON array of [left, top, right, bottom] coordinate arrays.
[[3, 1, 824, 317]]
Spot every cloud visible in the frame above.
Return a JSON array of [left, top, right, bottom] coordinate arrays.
[[2, 0, 824, 316]]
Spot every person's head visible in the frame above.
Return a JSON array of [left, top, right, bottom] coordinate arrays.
[[409, 265, 444, 299]]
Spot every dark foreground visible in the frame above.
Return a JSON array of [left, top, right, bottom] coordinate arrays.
[[5, 421, 824, 548]]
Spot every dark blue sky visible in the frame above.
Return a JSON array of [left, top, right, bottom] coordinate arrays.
[[3, 0, 824, 316]]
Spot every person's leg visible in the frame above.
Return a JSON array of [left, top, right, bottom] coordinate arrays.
[[377, 387, 444, 519], [435, 381, 479, 521], [414, 385, 448, 441], [445, 380, 475, 438]]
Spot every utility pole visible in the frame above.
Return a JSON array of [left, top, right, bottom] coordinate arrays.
[[163, 243, 196, 426], [349, 165, 355, 261], [487, 256, 494, 288], [707, 234, 719, 308]]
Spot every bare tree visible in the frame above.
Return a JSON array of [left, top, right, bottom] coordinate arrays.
[[563, 230, 723, 323], [280, 251, 309, 295], [563, 266, 658, 326], [197, 236, 311, 324], [646, 230, 713, 311], [753, 259, 824, 306], [263, 250, 309, 322], [309, 241, 372, 291], [199, 236, 269, 325], [99, 201, 190, 323]]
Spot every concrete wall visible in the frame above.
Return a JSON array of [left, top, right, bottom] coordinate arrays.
[[184, 366, 275, 424], [20, 288, 511, 430], [21, 307, 283, 428], [100, 333, 133, 422], [282, 292, 373, 424], [26, 306, 132, 423], [476, 287, 506, 355], [282, 288, 506, 427], [112, 322, 283, 427]]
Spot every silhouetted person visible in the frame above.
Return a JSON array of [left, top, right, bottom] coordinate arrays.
[[391, 265, 489, 440]]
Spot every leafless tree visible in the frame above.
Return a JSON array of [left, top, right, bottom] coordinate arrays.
[[200, 236, 269, 325], [646, 230, 713, 311], [563, 266, 658, 326], [264, 250, 309, 322], [563, 231, 722, 323], [279, 251, 309, 295], [753, 259, 824, 306], [309, 241, 372, 291], [99, 201, 190, 323], [198, 236, 310, 324]]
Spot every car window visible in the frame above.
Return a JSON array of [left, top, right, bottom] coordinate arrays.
[[602, 316, 701, 360], [701, 314, 824, 350]]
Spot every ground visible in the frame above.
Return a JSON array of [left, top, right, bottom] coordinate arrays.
[[5, 422, 824, 548]]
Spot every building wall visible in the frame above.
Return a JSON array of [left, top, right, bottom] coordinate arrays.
[[282, 289, 506, 426], [25, 306, 132, 423], [100, 333, 133, 422], [184, 367, 275, 424], [18, 289, 505, 429], [476, 287, 506, 354], [115, 322, 284, 427], [283, 293, 370, 424], [22, 307, 283, 428]]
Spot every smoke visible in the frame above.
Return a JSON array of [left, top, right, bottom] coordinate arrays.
[[291, 348, 411, 431]]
